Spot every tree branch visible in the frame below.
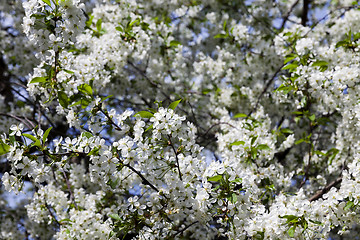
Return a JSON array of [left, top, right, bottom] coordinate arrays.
[[308, 176, 342, 202], [124, 163, 159, 193], [301, 0, 310, 26], [281, 0, 300, 29]]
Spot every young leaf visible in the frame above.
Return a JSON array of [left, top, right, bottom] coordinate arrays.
[[22, 133, 38, 143], [230, 141, 245, 146], [145, 124, 153, 132], [0, 142, 10, 156], [23, 134, 41, 148], [208, 175, 222, 182], [109, 214, 121, 221], [135, 111, 154, 118], [168, 99, 181, 110], [96, 18, 102, 32], [41, 0, 51, 6], [78, 83, 93, 96], [29, 77, 47, 84], [288, 226, 296, 237], [42, 127, 52, 143], [284, 54, 297, 64], [233, 113, 247, 118], [282, 62, 299, 71], [280, 128, 294, 134], [308, 114, 316, 122], [169, 40, 181, 47], [257, 144, 270, 150], [344, 200, 354, 211], [82, 132, 93, 139], [58, 91, 69, 108]]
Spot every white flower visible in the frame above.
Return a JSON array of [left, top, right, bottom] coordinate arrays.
[[10, 124, 24, 136]]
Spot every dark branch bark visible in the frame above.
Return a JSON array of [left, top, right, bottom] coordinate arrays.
[[301, 0, 310, 26], [281, 0, 300, 29], [308, 176, 342, 202]]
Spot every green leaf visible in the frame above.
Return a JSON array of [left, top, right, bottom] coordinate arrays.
[[41, 0, 51, 6], [115, 26, 123, 32], [129, 18, 140, 28], [9, 135, 15, 144], [312, 60, 328, 67], [42, 127, 52, 143], [280, 128, 293, 134], [82, 132, 93, 139], [280, 215, 298, 222], [168, 99, 181, 110], [145, 124, 153, 132], [109, 214, 121, 221], [58, 91, 69, 108], [30, 13, 46, 19], [309, 219, 322, 225], [78, 83, 93, 96], [288, 225, 296, 237], [284, 54, 297, 64], [214, 33, 227, 39], [314, 150, 326, 156], [231, 178, 242, 183], [202, 89, 211, 94], [208, 175, 222, 182], [344, 200, 355, 211], [107, 178, 119, 189], [308, 114, 316, 122], [275, 84, 295, 94], [0, 142, 10, 156], [96, 18, 102, 32], [295, 139, 304, 145], [135, 111, 154, 118], [228, 193, 237, 203], [251, 136, 258, 146], [250, 147, 257, 159], [233, 113, 247, 118], [63, 69, 74, 74], [257, 144, 270, 150], [327, 148, 339, 165], [312, 60, 328, 72], [230, 141, 245, 146], [59, 218, 72, 223], [282, 62, 299, 71], [169, 40, 181, 47], [22, 133, 38, 143], [335, 40, 349, 48], [23, 134, 41, 148], [29, 77, 47, 84]]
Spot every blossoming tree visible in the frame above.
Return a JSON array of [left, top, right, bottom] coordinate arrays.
[[1, 0, 360, 239]]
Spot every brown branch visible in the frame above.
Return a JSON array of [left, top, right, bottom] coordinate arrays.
[[198, 121, 238, 142], [124, 163, 159, 193], [62, 170, 78, 210], [308, 176, 342, 202], [168, 135, 182, 181], [172, 221, 199, 238], [0, 113, 35, 129], [248, 64, 284, 116], [301, 0, 310, 26], [281, 0, 300, 29]]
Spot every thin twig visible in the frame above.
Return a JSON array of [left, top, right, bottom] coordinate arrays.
[[172, 221, 199, 238], [124, 163, 159, 193], [62, 170, 78, 210], [248, 64, 284, 116], [168, 135, 182, 181], [281, 0, 300, 29]]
